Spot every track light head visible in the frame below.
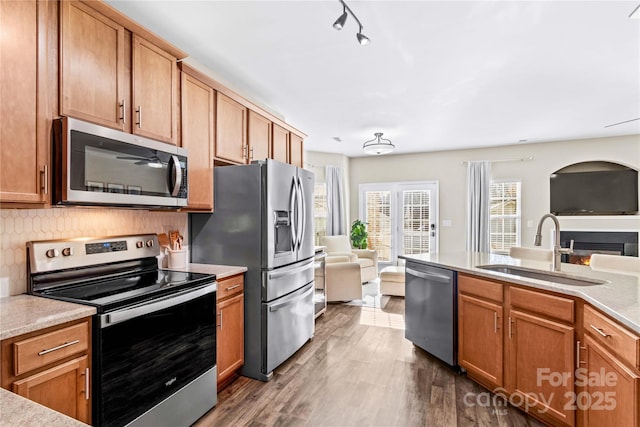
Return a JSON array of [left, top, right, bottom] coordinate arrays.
[[356, 27, 370, 45], [333, 8, 348, 30]]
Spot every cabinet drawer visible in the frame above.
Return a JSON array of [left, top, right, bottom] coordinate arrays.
[[509, 286, 574, 324], [584, 305, 639, 369], [217, 274, 244, 301], [459, 274, 503, 303], [13, 321, 89, 376]]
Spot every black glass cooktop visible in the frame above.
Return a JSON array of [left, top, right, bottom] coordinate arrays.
[[36, 269, 216, 313]]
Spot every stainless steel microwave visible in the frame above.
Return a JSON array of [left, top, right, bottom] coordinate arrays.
[[52, 117, 188, 208]]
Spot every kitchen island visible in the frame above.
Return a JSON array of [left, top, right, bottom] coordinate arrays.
[[401, 251, 640, 427]]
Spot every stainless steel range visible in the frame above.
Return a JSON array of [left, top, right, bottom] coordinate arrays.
[[27, 234, 217, 427]]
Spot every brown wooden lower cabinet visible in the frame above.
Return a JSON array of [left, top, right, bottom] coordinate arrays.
[[12, 355, 90, 422], [582, 334, 640, 427], [506, 309, 575, 427], [216, 273, 245, 389], [458, 293, 503, 390], [1, 317, 92, 424]]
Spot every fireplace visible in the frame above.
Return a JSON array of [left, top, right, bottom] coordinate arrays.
[[560, 231, 639, 266]]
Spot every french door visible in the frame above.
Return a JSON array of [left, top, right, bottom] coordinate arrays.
[[359, 181, 439, 264]]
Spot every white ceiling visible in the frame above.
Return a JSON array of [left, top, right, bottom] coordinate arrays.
[[106, 0, 640, 157]]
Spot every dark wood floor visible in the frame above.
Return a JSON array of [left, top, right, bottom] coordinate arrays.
[[195, 298, 545, 427]]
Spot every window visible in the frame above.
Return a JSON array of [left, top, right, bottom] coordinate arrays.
[[360, 182, 438, 264], [313, 182, 327, 246], [490, 180, 521, 254]]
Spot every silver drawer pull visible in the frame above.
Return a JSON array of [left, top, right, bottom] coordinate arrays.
[[38, 339, 80, 356], [226, 284, 241, 291], [590, 324, 611, 338]]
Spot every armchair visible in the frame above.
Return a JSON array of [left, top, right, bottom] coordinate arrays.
[[321, 235, 378, 283], [324, 256, 363, 302]]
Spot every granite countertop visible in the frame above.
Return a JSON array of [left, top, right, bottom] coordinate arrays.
[[0, 388, 89, 427], [0, 295, 96, 341], [167, 263, 247, 279], [400, 252, 640, 334]]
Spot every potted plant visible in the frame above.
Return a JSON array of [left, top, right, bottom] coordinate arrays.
[[350, 219, 368, 249]]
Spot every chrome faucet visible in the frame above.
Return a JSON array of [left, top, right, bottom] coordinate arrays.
[[534, 213, 574, 271]]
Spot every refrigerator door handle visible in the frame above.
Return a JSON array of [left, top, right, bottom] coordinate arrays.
[[290, 178, 298, 250], [296, 177, 306, 252]]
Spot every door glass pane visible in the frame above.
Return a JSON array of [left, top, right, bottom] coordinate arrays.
[[402, 190, 431, 255], [365, 191, 391, 262]]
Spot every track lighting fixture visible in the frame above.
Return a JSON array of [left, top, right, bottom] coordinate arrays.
[[363, 133, 395, 155], [333, 0, 370, 45]]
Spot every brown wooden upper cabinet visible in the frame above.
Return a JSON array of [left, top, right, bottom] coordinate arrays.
[[132, 35, 178, 144], [289, 132, 304, 168], [215, 93, 247, 164], [247, 110, 271, 163], [272, 124, 289, 164], [60, 1, 179, 144], [60, 1, 126, 131], [181, 69, 215, 211], [0, 0, 52, 205]]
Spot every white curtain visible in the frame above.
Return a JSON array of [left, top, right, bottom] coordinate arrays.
[[466, 161, 491, 252], [326, 165, 347, 235]]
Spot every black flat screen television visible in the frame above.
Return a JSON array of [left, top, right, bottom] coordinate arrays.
[[550, 169, 638, 215]]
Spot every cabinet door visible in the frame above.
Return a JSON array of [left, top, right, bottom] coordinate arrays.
[[12, 355, 90, 424], [217, 294, 244, 386], [0, 0, 49, 204], [60, 1, 125, 130], [248, 110, 271, 162], [132, 35, 178, 144], [583, 335, 639, 427], [181, 72, 214, 211], [272, 124, 289, 163], [289, 133, 304, 168], [458, 294, 503, 389], [507, 309, 575, 426], [215, 93, 247, 164]]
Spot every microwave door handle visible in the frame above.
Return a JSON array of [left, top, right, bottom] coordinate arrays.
[[169, 155, 182, 197]]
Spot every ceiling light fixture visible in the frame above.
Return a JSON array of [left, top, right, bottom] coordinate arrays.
[[333, 0, 370, 45], [363, 132, 395, 155]]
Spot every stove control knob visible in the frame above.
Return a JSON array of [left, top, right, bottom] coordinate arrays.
[[61, 247, 74, 257], [136, 241, 144, 249], [45, 249, 59, 258], [145, 240, 154, 248]]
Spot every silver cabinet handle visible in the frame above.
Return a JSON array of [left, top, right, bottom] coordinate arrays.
[[576, 340, 586, 366], [219, 310, 223, 330], [494, 312, 498, 333], [249, 146, 254, 160], [38, 339, 80, 356], [135, 105, 142, 128], [83, 367, 90, 400], [590, 324, 611, 338], [119, 100, 126, 124], [226, 284, 241, 291], [40, 165, 48, 195], [508, 317, 514, 339]]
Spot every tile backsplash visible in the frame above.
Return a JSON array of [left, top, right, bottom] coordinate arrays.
[[0, 208, 188, 296]]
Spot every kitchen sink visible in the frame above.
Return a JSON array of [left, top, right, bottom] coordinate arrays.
[[476, 265, 607, 286]]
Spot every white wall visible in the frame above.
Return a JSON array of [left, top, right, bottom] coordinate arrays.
[[319, 134, 639, 253]]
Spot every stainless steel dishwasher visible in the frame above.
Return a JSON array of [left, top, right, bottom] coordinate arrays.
[[404, 260, 458, 367]]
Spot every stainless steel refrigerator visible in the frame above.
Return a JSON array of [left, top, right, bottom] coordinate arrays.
[[190, 159, 315, 381]]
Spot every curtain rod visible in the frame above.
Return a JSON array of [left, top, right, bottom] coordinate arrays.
[[462, 156, 534, 165]]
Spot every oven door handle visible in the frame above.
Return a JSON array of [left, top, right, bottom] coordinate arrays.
[[100, 283, 216, 328]]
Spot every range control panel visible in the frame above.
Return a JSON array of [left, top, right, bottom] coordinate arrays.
[[28, 234, 159, 274]]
